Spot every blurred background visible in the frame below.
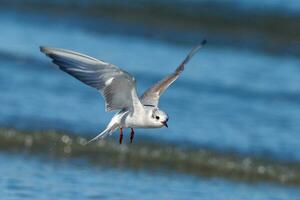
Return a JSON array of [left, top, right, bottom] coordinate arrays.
[[1, 0, 300, 199]]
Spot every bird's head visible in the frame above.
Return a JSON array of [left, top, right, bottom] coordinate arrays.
[[151, 108, 169, 128]]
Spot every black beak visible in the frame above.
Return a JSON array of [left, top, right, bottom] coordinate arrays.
[[162, 121, 168, 128]]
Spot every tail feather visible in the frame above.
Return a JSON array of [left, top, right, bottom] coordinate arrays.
[[87, 124, 118, 144]]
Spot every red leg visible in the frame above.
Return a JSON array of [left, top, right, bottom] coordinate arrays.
[[130, 128, 135, 143], [119, 128, 123, 144]]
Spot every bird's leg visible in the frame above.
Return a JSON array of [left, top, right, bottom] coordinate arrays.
[[130, 128, 135, 143], [119, 128, 123, 144]]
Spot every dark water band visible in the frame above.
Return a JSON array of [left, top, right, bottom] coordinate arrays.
[[1, 128, 300, 185]]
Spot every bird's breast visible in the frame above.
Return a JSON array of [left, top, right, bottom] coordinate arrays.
[[121, 112, 160, 129]]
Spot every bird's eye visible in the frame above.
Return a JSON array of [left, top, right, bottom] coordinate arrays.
[[156, 116, 160, 120]]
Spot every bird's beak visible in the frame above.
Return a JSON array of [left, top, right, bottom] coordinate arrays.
[[162, 121, 168, 128]]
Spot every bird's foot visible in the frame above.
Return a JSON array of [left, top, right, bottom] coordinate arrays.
[[119, 128, 123, 144], [130, 128, 135, 143]]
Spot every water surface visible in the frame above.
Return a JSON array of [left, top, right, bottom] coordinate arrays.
[[1, 2, 300, 199], [1, 152, 300, 200]]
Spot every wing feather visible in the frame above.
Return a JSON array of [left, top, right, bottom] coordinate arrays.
[[40, 46, 143, 112], [140, 40, 206, 107]]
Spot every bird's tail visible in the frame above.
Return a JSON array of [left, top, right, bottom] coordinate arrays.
[[87, 123, 119, 144]]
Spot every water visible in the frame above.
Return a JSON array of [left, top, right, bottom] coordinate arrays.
[[1, 152, 300, 200], [1, 10, 300, 160], [2, 129, 300, 185], [1, 2, 300, 199]]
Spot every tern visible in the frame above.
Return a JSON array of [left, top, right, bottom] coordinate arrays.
[[40, 40, 206, 144]]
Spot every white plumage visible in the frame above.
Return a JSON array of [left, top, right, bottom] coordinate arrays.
[[40, 40, 206, 144]]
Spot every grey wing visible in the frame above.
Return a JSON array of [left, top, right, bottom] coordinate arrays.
[[140, 40, 206, 107], [40, 46, 143, 112]]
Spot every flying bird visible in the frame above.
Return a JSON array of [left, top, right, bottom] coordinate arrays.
[[40, 40, 206, 144]]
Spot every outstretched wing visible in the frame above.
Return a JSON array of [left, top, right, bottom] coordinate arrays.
[[40, 47, 143, 112], [140, 40, 206, 107]]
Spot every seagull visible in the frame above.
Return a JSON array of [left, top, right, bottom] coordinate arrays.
[[40, 40, 206, 144]]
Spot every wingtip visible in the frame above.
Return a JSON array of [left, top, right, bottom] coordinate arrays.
[[40, 46, 49, 54], [40, 46, 57, 55], [201, 39, 207, 46]]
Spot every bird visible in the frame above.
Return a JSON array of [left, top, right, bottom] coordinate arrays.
[[40, 39, 206, 144]]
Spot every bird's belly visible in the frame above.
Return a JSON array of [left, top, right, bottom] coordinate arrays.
[[122, 117, 162, 129], [126, 124, 162, 129]]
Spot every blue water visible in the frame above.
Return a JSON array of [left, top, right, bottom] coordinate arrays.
[[1, 10, 300, 161], [1, 152, 300, 200], [1, 3, 300, 199]]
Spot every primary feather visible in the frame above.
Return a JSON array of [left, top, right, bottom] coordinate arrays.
[[140, 40, 206, 107], [40, 47, 143, 112]]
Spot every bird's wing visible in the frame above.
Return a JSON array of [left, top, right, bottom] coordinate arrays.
[[40, 47, 143, 112], [140, 40, 206, 107]]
